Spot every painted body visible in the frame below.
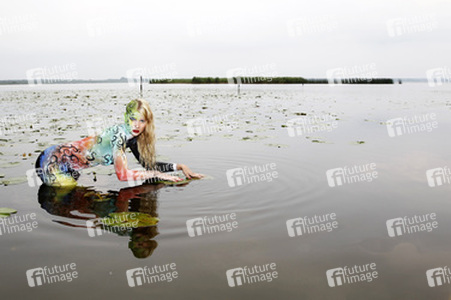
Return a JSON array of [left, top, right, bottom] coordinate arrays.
[[36, 124, 139, 186]]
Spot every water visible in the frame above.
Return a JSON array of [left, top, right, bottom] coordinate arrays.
[[1, 83, 451, 299]]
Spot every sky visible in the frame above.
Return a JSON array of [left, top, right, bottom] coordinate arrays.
[[0, 0, 450, 80]]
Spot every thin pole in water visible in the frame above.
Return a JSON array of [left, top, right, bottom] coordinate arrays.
[[237, 83, 240, 95], [139, 75, 143, 98]]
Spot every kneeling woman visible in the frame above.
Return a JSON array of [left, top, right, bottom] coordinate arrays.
[[35, 99, 203, 186]]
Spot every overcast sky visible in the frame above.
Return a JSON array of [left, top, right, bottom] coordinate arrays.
[[0, 0, 450, 80]]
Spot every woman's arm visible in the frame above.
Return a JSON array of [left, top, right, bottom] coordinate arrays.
[[175, 164, 204, 179], [126, 137, 177, 172], [113, 132, 182, 182], [125, 136, 203, 179]]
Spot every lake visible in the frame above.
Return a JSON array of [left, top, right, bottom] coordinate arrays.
[[1, 83, 451, 299]]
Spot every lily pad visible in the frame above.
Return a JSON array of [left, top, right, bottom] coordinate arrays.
[[1, 176, 28, 186], [0, 207, 17, 217], [104, 212, 159, 228], [0, 207, 17, 214], [156, 177, 200, 185], [0, 161, 21, 168]]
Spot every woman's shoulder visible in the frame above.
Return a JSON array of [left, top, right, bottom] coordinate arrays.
[[102, 124, 130, 137]]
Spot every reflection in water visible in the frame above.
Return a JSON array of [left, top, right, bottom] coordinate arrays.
[[37, 182, 188, 259]]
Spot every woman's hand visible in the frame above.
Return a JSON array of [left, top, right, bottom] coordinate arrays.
[[177, 164, 204, 179], [136, 170, 182, 182], [154, 172, 183, 182]]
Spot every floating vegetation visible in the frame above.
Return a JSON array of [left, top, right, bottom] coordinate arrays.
[[265, 143, 289, 148], [155, 177, 200, 186], [1, 176, 28, 186], [105, 212, 159, 227], [0, 161, 21, 168], [0, 207, 17, 218]]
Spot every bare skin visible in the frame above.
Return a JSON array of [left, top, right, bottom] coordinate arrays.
[[127, 116, 204, 183]]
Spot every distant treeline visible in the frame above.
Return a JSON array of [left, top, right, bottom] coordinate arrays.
[[150, 77, 394, 84]]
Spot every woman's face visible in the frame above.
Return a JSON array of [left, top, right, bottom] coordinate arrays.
[[130, 113, 147, 137]]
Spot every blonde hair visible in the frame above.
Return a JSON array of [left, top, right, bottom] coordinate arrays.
[[126, 99, 156, 170]]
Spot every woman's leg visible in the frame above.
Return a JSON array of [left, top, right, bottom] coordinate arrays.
[[35, 148, 78, 187]]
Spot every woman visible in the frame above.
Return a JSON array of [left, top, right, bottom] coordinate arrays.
[[35, 99, 203, 187]]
